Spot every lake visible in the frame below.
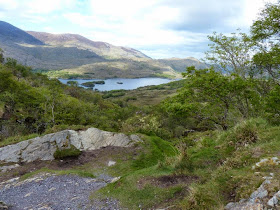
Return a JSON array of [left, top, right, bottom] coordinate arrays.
[[59, 78, 174, 91]]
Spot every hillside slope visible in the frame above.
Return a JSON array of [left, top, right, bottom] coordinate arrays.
[[158, 57, 208, 72], [0, 21, 44, 45], [27, 31, 150, 60], [0, 21, 206, 78]]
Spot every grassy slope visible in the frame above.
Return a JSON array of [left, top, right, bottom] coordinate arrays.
[[20, 119, 277, 209], [1, 65, 279, 209], [2, 98, 279, 209], [93, 119, 280, 209]]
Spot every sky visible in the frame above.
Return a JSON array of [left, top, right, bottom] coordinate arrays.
[[0, 0, 277, 59]]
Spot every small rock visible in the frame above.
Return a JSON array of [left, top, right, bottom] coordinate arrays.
[[108, 161, 116, 166], [267, 190, 280, 207], [110, 177, 121, 183], [0, 201, 8, 210], [24, 192, 33, 197], [253, 157, 280, 169], [48, 187, 56, 192], [0, 164, 20, 172]]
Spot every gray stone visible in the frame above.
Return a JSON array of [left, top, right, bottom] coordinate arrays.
[[0, 128, 141, 164], [110, 177, 121, 183], [0, 164, 20, 172], [249, 180, 270, 202], [225, 178, 272, 210], [0, 201, 8, 210], [108, 161, 116, 166], [267, 190, 280, 207], [225, 202, 263, 210]]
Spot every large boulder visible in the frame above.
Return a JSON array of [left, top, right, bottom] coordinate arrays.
[[0, 128, 141, 164]]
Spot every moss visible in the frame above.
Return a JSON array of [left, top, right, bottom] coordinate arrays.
[[53, 145, 81, 159], [132, 136, 178, 170]]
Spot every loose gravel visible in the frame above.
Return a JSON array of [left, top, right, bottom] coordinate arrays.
[[0, 173, 120, 210]]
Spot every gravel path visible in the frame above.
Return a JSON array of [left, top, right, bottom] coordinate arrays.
[[0, 173, 120, 210]]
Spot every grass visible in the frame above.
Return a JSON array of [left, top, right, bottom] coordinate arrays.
[[92, 119, 280, 209], [95, 168, 183, 209], [0, 133, 40, 148], [175, 119, 280, 209], [2, 118, 280, 209], [53, 145, 81, 159], [89, 136, 184, 209], [20, 167, 96, 181]]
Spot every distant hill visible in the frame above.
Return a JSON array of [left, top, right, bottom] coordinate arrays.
[[0, 21, 44, 45], [27, 31, 150, 60], [158, 57, 208, 72], [0, 21, 105, 69], [0, 21, 207, 78]]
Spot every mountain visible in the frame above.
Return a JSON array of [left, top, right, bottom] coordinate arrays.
[[26, 31, 150, 60], [0, 21, 105, 69], [158, 57, 208, 72], [0, 21, 207, 78], [0, 21, 44, 45]]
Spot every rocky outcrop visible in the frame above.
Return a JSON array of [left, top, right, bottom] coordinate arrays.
[[0, 128, 141, 164], [225, 162, 280, 210]]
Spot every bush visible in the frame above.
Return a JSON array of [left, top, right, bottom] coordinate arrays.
[[132, 136, 178, 169], [54, 145, 81, 159], [220, 118, 268, 150]]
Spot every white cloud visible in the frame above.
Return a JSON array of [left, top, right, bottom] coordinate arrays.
[[0, 0, 76, 14], [0, 0, 278, 58], [24, 0, 76, 14]]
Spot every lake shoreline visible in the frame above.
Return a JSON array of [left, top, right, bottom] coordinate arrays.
[[59, 77, 176, 91]]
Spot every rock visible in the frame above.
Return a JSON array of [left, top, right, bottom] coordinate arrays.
[[110, 177, 121, 183], [0, 128, 141, 164], [252, 157, 280, 170], [0, 201, 8, 210], [225, 177, 273, 210], [0, 164, 20, 172], [249, 180, 270, 202], [108, 161, 116, 166], [267, 190, 280, 207], [225, 202, 263, 210]]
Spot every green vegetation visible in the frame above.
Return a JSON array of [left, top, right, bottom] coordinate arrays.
[[81, 81, 105, 88], [43, 70, 88, 79], [81, 81, 96, 88], [1, 1, 280, 209], [53, 145, 81, 159], [20, 167, 96, 180], [66, 81, 78, 87]]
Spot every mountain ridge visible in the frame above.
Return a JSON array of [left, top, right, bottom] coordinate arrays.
[[0, 20, 207, 78], [26, 31, 150, 60]]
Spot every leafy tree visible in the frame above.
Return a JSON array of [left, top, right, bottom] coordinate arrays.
[[205, 31, 254, 78], [251, 1, 280, 83], [0, 48, 4, 63], [162, 67, 261, 130]]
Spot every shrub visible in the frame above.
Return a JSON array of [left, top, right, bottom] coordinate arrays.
[[220, 118, 268, 150], [54, 145, 81, 159]]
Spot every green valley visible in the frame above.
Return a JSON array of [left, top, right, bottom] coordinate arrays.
[[0, 1, 280, 209]]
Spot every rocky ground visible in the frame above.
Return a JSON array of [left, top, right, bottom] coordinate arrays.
[[0, 173, 120, 210], [0, 146, 137, 210]]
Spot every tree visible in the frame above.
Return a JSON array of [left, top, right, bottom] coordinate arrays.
[[162, 67, 261, 130], [0, 48, 4, 64], [251, 1, 280, 84], [205, 31, 254, 78]]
